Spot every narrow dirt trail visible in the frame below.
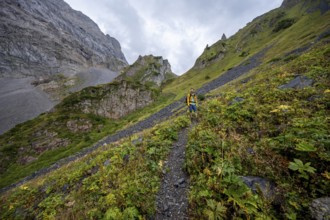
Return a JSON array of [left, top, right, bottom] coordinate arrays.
[[155, 126, 191, 219]]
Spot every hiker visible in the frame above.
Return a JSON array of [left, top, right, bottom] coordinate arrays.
[[186, 88, 198, 119]]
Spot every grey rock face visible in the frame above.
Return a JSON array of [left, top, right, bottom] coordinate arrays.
[[309, 197, 330, 220], [72, 80, 155, 119], [119, 55, 176, 86], [0, 0, 127, 78]]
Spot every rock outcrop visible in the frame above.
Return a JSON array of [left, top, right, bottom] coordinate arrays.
[[62, 80, 157, 119], [193, 40, 227, 69], [117, 55, 177, 87], [0, 0, 127, 78]]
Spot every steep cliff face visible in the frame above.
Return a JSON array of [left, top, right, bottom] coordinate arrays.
[[0, 0, 127, 78], [118, 55, 177, 87], [0, 0, 128, 135], [61, 80, 157, 119]]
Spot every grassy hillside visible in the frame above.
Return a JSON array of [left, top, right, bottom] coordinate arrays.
[[0, 80, 174, 189], [1, 116, 190, 219], [186, 42, 330, 219], [1, 40, 328, 220], [0, 1, 329, 219]]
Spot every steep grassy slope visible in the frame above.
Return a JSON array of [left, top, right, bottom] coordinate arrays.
[[0, 1, 329, 219], [1, 42, 328, 219], [163, 1, 330, 99], [1, 116, 190, 219], [186, 42, 329, 219], [0, 80, 173, 189]]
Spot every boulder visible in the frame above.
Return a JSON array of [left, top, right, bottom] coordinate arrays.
[[240, 176, 275, 199], [278, 75, 314, 89], [66, 119, 93, 133], [229, 97, 245, 105], [17, 156, 37, 165], [309, 197, 330, 220]]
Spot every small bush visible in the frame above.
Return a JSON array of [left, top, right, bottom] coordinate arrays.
[[198, 94, 206, 101], [273, 18, 296, 32], [239, 51, 249, 57], [268, 57, 282, 63]]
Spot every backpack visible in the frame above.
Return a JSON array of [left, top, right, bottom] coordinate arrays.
[[185, 94, 191, 105], [185, 93, 196, 105]]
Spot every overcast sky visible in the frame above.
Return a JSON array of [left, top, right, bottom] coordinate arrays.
[[64, 0, 282, 75]]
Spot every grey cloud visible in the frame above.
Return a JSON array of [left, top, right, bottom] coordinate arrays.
[[65, 0, 282, 74]]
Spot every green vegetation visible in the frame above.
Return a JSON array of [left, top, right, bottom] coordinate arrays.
[[1, 43, 329, 219], [1, 2, 329, 219], [273, 18, 296, 32], [186, 44, 330, 219], [0, 82, 175, 189], [164, 2, 330, 100], [0, 116, 190, 219]]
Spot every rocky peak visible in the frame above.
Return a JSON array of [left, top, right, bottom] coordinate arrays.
[[0, 0, 128, 78], [280, 0, 301, 8], [221, 33, 227, 41], [118, 55, 177, 87]]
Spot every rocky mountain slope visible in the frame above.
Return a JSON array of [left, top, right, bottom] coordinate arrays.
[[117, 55, 177, 87], [0, 0, 329, 219], [0, 0, 128, 134], [0, 54, 174, 187], [0, 0, 127, 77]]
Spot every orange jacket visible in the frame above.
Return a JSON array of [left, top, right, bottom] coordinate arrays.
[[187, 93, 198, 106]]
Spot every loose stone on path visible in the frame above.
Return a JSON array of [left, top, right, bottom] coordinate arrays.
[[155, 128, 189, 220]]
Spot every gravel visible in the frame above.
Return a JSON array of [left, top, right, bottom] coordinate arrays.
[[155, 128, 190, 220], [0, 77, 55, 135]]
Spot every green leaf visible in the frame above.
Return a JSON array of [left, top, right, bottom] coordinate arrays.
[[293, 158, 304, 166], [295, 142, 317, 152], [305, 166, 316, 173], [288, 162, 299, 171]]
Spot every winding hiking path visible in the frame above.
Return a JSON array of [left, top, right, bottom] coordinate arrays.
[[155, 128, 190, 219], [0, 48, 267, 193]]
